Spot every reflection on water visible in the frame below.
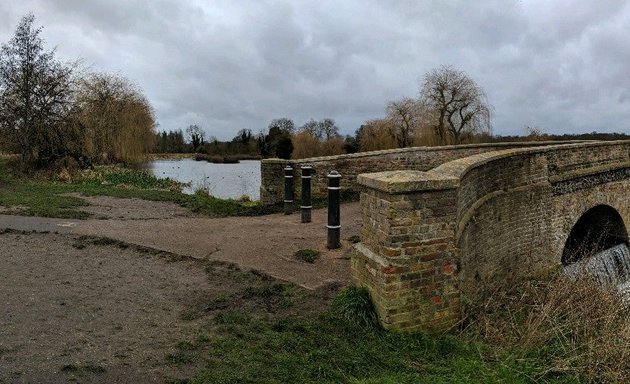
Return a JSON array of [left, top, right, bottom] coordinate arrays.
[[139, 159, 261, 200]]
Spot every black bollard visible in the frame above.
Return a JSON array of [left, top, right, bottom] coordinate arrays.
[[283, 165, 294, 215], [300, 166, 313, 223], [327, 170, 341, 249]]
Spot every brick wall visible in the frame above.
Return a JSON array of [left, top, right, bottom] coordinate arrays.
[[260, 141, 579, 205], [353, 141, 630, 333]]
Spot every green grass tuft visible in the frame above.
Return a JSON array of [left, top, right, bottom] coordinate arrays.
[[294, 248, 320, 263], [332, 286, 379, 328]]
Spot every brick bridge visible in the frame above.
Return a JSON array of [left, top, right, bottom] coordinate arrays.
[[351, 141, 630, 332], [261, 141, 630, 332]]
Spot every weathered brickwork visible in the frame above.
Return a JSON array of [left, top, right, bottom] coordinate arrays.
[[353, 141, 630, 333], [260, 141, 579, 205]]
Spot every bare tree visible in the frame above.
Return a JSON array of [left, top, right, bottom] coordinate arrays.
[[319, 118, 339, 140], [300, 118, 321, 138], [0, 14, 75, 167], [524, 125, 547, 141], [420, 65, 492, 145], [186, 124, 205, 150], [298, 118, 339, 140], [386, 97, 423, 147], [268, 117, 295, 134]]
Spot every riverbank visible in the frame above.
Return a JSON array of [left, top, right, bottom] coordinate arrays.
[[0, 160, 277, 219]]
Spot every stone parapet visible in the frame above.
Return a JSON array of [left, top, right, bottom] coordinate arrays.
[[352, 140, 630, 333], [260, 141, 585, 205]]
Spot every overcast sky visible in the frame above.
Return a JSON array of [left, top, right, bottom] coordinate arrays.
[[1, 0, 629, 140]]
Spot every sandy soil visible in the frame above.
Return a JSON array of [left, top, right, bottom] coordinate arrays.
[[0, 232, 215, 383]]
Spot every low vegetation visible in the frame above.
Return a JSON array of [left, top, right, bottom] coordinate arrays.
[[0, 159, 281, 219], [464, 274, 630, 383], [159, 260, 629, 383], [294, 248, 320, 263]]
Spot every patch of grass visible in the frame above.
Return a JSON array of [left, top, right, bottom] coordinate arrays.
[[188, 306, 555, 384], [465, 275, 630, 383], [166, 351, 195, 365], [180, 311, 198, 321], [60, 362, 105, 374], [178, 268, 592, 384], [176, 341, 198, 351], [332, 286, 379, 328], [243, 282, 302, 308], [211, 294, 228, 303], [294, 248, 320, 263]]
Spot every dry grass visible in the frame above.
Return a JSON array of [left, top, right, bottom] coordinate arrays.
[[465, 274, 630, 383]]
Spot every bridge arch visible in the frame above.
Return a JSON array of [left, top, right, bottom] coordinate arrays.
[[562, 205, 628, 265]]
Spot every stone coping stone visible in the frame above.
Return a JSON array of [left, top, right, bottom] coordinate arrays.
[[358, 140, 630, 194], [261, 140, 593, 164]]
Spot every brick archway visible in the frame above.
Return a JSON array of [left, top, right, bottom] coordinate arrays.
[[562, 205, 628, 265]]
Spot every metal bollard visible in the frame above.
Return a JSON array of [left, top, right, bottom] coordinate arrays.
[[327, 170, 341, 249], [300, 166, 312, 223], [283, 165, 294, 214]]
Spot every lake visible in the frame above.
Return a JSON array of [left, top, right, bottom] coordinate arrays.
[[141, 159, 261, 200]]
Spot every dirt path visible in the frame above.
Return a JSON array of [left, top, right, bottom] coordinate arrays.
[[0, 232, 214, 383], [0, 196, 361, 381], [0, 197, 361, 289]]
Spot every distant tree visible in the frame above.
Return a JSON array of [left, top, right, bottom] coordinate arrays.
[[298, 118, 339, 140], [268, 117, 295, 134], [153, 130, 185, 153], [72, 72, 156, 163], [420, 65, 492, 145], [291, 130, 321, 159], [0, 14, 75, 167], [386, 97, 423, 147], [300, 118, 322, 139], [185, 124, 205, 151], [256, 130, 270, 156], [357, 119, 398, 152], [524, 125, 547, 141], [343, 134, 359, 154], [319, 118, 339, 140], [275, 134, 293, 159], [236, 128, 252, 145]]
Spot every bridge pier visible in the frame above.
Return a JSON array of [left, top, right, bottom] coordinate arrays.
[[352, 173, 461, 333]]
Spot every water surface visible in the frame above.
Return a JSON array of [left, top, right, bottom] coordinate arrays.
[[141, 159, 261, 200]]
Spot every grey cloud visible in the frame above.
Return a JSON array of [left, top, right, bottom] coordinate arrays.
[[1, 0, 629, 139]]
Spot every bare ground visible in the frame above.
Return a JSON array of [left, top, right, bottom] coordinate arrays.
[[0, 196, 358, 382], [0, 232, 217, 382]]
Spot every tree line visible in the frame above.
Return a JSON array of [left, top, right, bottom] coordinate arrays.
[[157, 65, 495, 160], [0, 14, 155, 170], [153, 117, 356, 160]]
